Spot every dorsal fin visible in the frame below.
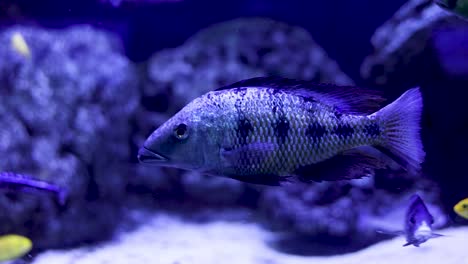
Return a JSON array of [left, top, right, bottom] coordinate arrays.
[[216, 77, 386, 114], [216, 76, 307, 90]]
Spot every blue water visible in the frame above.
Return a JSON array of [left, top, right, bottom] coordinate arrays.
[[0, 0, 467, 263]]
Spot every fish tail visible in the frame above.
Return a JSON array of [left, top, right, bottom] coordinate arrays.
[[374, 87, 425, 174]]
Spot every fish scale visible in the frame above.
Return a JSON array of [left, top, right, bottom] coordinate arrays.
[[138, 77, 424, 185], [218, 88, 381, 177]]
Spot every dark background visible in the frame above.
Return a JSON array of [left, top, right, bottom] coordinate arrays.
[[0, 0, 407, 82], [1, 0, 468, 253]]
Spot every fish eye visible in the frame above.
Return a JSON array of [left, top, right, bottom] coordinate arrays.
[[410, 217, 416, 224], [173, 123, 189, 140], [463, 203, 468, 209]]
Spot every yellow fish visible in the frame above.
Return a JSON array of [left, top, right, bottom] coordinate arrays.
[[454, 198, 468, 219], [0, 234, 32, 262], [10, 32, 31, 58]]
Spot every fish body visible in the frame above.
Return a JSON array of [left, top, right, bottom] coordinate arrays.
[[453, 198, 468, 219], [0, 172, 68, 206], [10, 32, 30, 58], [403, 194, 443, 247], [0, 234, 32, 262], [138, 77, 425, 185], [435, 0, 468, 19]]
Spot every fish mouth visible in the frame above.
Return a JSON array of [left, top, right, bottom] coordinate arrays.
[[137, 147, 168, 163]]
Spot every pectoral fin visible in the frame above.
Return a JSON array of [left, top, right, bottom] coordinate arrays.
[[430, 233, 444, 239], [220, 142, 277, 167], [220, 142, 288, 186], [376, 229, 405, 236]]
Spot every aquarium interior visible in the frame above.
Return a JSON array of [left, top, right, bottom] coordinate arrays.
[[0, 0, 467, 263]]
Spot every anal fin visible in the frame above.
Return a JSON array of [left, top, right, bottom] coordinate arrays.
[[294, 146, 396, 182], [376, 229, 405, 236]]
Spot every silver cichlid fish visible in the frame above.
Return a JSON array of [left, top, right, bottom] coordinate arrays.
[[376, 194, 443, 247], [138, 77, 425, 185], [402, 194, 443, 247]]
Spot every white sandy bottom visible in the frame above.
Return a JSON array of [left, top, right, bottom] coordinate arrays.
[[33, 213, 468, 264]]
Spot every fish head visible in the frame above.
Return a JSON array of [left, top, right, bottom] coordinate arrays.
[[404, 195, 437, 243], [404, 220, 443, 247], [138, 96, 222, 171], [454, 198, 468, 218], [413, 220, 432, 242], [0, 235, 32, 261], [406, 209, 434, 232]]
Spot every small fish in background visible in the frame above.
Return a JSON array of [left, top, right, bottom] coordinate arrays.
[[402, 194, 444, 247], [10, 32, 31, 58], [453, 198, 468, 219], [435, 0, 468, 19], [0, 234, 32, 262], [0, 172, 68, 206], [378, 194, 444, 247], [138, 77, 425, 185]]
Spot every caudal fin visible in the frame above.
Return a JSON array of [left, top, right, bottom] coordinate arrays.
[[374, 88, 425, 174]]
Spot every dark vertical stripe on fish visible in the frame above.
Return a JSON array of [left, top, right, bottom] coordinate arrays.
[[334, 123, 354, 138], [300, 96, 317, 104], [333, 108, 343, 120], [306, 122, 326, 141], [234, 87, 251, 145], [236, 118, 253, 145], [274, 116, 290, 144], [364, 123, 380, 137], [270, 90, 289, 144]]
